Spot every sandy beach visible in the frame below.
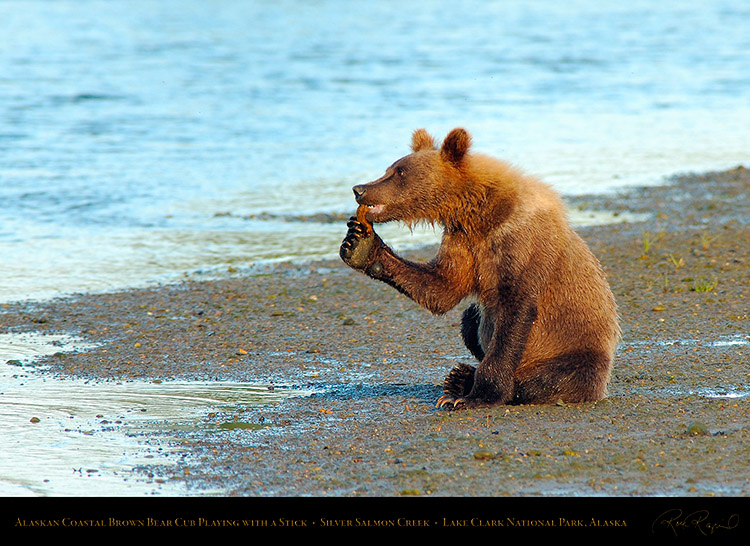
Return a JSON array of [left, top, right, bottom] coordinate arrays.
[[2, 167, 749, 513]]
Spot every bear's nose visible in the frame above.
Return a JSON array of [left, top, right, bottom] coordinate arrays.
[[352, 185, 367, 201]]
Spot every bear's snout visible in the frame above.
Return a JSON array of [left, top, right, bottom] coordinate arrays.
[[352, 184, 367, 202]]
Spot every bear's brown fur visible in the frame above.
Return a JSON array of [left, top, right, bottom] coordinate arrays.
[[340, 128, 620, 409]]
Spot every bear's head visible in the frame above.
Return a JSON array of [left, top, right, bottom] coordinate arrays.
[[352, 128, 473, 228]]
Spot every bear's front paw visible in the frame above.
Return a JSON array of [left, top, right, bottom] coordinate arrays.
[[340, 216, 379, 270]]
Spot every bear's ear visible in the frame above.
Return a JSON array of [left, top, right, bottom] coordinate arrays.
[[411, 128, 436, 152], [440, 128, 472, 165]]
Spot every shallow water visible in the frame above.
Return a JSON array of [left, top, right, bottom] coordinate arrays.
[[0, 333, 312, 496], [1, 0, 749, 303]]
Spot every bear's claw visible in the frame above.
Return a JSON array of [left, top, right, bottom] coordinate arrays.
[[435, 394, 466, 410], [436, 363, 476, 410]]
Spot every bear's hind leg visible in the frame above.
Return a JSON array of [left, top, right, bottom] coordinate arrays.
[[513, 350, 612, 405], [436, 304, 483, 409], [460, 304, 485, 361]]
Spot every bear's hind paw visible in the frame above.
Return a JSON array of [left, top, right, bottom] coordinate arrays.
[[435, 394, 461, 410], [442, 363, 475, 399], [436, 394, 489, 410]]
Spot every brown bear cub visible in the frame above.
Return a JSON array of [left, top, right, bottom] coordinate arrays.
[[340, 128, 620, 409]]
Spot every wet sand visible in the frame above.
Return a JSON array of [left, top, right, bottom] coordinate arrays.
[[2, 167, 749, 506]]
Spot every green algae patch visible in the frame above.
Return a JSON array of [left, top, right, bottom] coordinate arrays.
[[218, 421, 272, 431]]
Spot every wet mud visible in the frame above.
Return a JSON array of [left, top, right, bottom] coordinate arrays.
[[1, 167, 748, 497]]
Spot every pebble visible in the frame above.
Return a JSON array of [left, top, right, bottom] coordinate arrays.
[[686, 422, 710, 436]]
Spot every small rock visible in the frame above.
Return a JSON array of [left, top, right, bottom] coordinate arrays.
[[473, 450, 495, 461], [686, 422, 710, 436], [400, 489, 421, 496]]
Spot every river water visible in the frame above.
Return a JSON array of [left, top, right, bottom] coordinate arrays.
[[1, 0, 749, 304], [1, 0, 749, 496]]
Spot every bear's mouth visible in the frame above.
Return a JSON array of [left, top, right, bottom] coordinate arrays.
[[363, 204, 386, 221]]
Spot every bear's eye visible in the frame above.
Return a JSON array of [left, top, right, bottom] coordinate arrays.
[[396, 167, 406, 177]]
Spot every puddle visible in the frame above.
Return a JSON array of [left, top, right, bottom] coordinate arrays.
[[629, 385, 750, 400], [618, 334, 749, 400], [0, 332, 312, 496], [622, 333, 749, 349], [694, 387, 750, 399], [569, 208, 650, 227]]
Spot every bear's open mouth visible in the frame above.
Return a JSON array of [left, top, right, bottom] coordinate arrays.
[[366, 204, 385, 216]]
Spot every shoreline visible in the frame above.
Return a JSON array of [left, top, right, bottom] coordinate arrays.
[[1, 166, 749, 497]]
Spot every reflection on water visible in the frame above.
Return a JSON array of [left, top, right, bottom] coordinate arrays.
[[0, 333, 311, 496]]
